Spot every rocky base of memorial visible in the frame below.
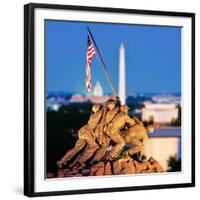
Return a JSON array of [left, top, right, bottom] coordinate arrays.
[[48, 157, 164, 178]]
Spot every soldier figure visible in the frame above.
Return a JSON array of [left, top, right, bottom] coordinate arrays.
[[106, 105, 136, 160], [90, 100, 120, 164], [122, 118, 154, 161], [57, 104, 103, 168]]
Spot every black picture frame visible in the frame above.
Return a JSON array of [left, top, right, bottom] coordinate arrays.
[[24, 3, 195, 197]]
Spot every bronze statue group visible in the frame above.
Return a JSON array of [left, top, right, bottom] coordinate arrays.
[[57, 96, 154, 171]]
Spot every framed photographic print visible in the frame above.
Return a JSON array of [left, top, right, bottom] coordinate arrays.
[[24, 3, 195, 197]]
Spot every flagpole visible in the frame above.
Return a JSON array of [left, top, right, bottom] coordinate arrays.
[[87, 27, 117, 96]]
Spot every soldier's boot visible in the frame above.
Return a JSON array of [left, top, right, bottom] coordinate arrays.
[[73, 162, 86, 171], [57, 139, 86, 168], [108, 133, 125, 159], [90, 137, 110, 164]]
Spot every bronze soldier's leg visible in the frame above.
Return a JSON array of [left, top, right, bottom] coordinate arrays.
[[57, 139, 86, 168], [125, 139, 143, 157], [108, 130, 125, 159], [90, 135, 110, 164], [77, 131, 99, 164]]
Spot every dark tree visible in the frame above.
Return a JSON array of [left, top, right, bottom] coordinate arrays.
[[167, 156, 181, 172]]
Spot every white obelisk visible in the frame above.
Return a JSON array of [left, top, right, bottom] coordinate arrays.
[[119, 43, 126, 105]]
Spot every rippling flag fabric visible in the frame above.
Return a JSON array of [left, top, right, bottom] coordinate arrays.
[[86, 35, 96, 93]]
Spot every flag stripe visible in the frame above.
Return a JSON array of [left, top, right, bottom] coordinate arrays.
[[86, 35, 96, 93]]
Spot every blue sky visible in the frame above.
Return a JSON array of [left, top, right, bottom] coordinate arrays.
[[46, 20, 181, 95]]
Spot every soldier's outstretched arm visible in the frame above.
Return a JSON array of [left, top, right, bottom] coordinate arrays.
[[133, 116, 143, 125]]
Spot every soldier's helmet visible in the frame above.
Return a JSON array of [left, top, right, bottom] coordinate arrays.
[[92, 104, 101, 113], [109, 95, 118, 101], [107, 95, 121, 106], [120, 105, 130, 112], [107, 101, 115, 110]]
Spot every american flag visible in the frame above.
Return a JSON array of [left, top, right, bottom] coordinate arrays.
[[86, 35, 96, 93]]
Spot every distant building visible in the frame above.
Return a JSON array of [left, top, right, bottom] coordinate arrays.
[[144, 128, 181, 171], [69, 94, 89, 103], [93, 81, 103, 97], [152, 95, 181, 105], [142, 103, 178, 124], [88, 96, 110, 104], [89, 81, 110, 103], [69, 82, 109, 104]]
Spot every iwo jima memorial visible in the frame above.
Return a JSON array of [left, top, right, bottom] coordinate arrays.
[[55, 27, 164, 178]]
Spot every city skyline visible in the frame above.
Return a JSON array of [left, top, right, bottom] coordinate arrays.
[[46, 21, 181, 95]]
